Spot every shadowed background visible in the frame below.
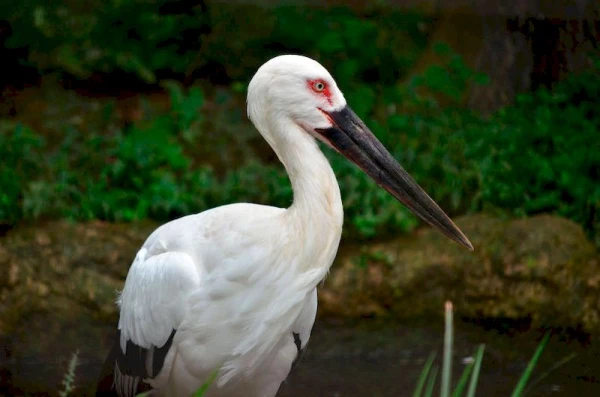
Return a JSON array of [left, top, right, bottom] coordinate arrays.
[[0, 0, 599, 396]]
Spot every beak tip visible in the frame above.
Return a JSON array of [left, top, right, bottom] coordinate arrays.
[[459, 236, 474, 251]]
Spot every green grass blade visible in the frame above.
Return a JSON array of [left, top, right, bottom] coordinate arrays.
[[522, 352, 576, 396], [424, 365, 439, 397], [193, 368, 220, 397], [510, 333, 551, 397], [466, 344, 486, 397], [414, 352, 437, 397], [451, 361, 474, 397], [441, 301, 454, 397], [139, 367, 219, 397]]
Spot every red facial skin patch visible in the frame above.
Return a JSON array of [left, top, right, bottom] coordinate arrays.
[[307, 79, 333, 105]]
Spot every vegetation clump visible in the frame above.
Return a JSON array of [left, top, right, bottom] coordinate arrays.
[[2, 47, 598, 243], [0, 3, 598, 243]]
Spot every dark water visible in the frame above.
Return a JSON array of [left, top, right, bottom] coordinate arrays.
[[280, 320, 600, 397], [2, 318, 599, 396]]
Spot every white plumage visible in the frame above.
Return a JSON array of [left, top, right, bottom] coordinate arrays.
[[97, 55, 471, 397]]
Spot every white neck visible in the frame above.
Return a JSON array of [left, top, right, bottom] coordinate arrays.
[[263, 118, 344, 271]]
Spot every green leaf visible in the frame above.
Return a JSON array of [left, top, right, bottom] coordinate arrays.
[[194, 368, 220, 396], [510, 333, 550, 397], [473, 72, 489, 85], [432, 42, 452, 56], [466, 345, 485, 397], [414, 352, 437, 397], [522, 352, 577, 395], [451, 362, 474, 397], [424, 365, 439, 397]]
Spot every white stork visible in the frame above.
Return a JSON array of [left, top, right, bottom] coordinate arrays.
[[95, 55, 472, 397]]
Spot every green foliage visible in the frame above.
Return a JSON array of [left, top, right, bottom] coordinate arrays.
[[2, 2, 430, 86], [474, 71, 600, 231], [137, 367, 216, 396], [413, 352, 436, 397], [1, 40, 597, 243], [451, 349, 475, 397], [192, 368, 219, 396], [58, 350, 79, 397], [68, 83, 209, 222], [413, 42, 489, 102], [416, 303, 568, 397], [464, 345, 485, 397], [423, 364, 438, 397], [3, 0, 208, 82], [510, 333, 550, 397], [0, 123, 44, 224], [1, 83, 293, 224]]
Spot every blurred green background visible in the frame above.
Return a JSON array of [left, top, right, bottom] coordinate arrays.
[[0, 0, 598, 244]]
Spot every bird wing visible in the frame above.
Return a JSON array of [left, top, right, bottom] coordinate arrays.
[[118, 249, 201, 350], [111, 246, 201, 397]]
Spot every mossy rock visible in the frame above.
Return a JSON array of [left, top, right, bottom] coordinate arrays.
[[0, 219, 158, 383], [319, 214, 600, 333]]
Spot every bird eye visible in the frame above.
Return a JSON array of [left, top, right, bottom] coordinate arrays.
[[313, 81, 326, 92]]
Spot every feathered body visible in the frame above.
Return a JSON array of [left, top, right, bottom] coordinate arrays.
[[96, 54, 471, 397], [98, 56, 345, 397]]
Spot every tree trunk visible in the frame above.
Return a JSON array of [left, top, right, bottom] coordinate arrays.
[[405, 0, 600, 112]]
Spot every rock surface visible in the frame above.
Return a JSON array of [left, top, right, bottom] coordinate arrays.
[[320, 214, 600, 333], [0, 220, 156, 336]]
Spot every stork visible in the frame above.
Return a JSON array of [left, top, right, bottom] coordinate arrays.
[[95, 55, 472, 397]]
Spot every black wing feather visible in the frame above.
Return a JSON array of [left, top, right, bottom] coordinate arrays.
[[290, 332, 305, 370], [95, 329, 176, 397]]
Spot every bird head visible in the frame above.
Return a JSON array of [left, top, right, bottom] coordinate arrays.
[[247, 55, 473, 251], [248, 55, 345, 138]]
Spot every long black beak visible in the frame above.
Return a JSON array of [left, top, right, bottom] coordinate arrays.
[[316, 106, 473, 250]]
